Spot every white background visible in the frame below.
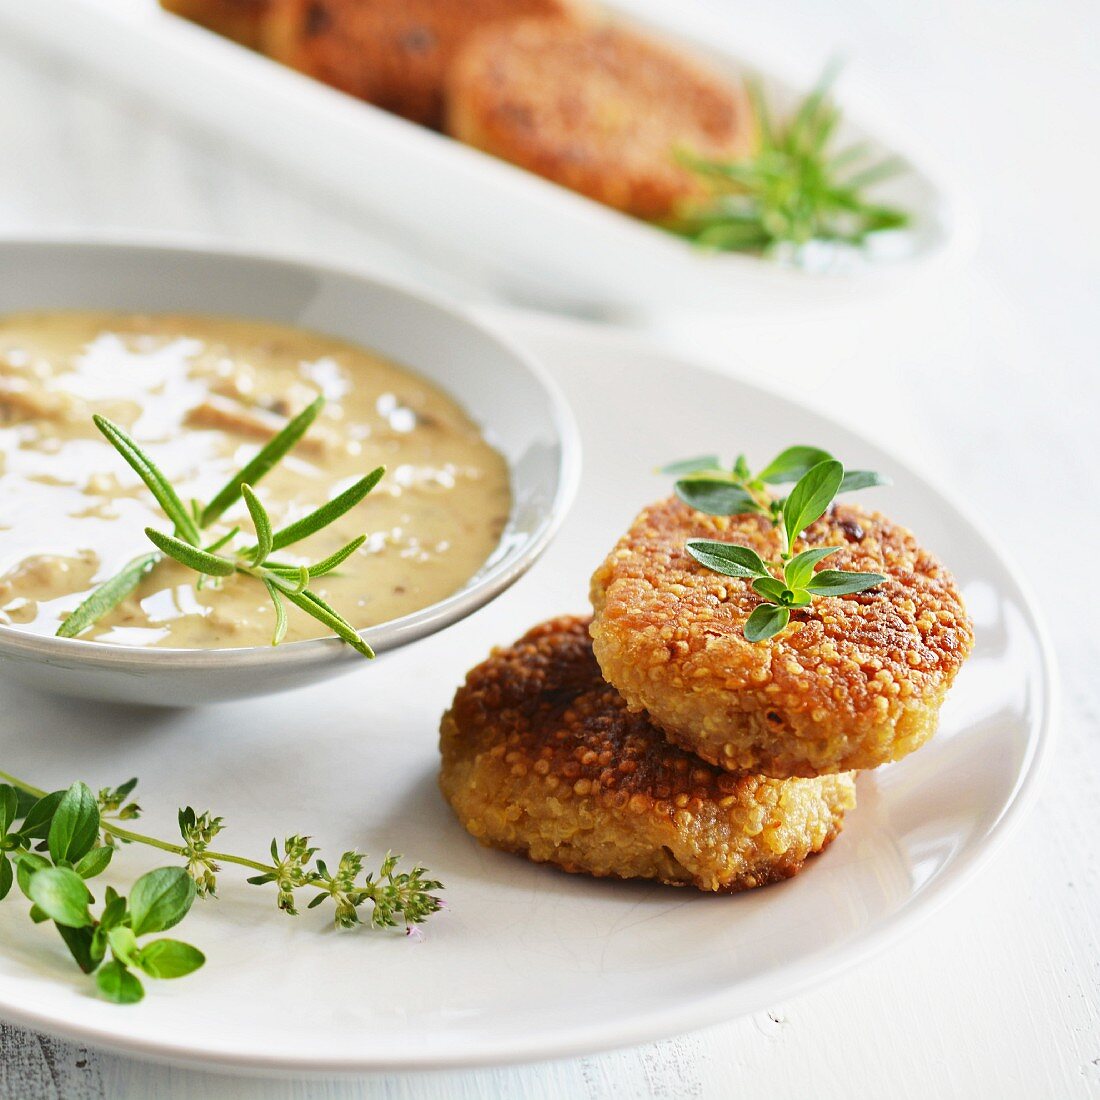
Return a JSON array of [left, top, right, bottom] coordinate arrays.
[[0, 0, 1097, 1097]]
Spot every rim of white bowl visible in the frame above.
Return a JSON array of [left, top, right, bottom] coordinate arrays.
[[0, 233, 582, 672]]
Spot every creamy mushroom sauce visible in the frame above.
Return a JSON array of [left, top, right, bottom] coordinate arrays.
[[0, 312, 511, 648]]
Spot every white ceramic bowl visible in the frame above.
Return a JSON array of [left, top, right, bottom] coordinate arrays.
[[0, 239, 580, 705]]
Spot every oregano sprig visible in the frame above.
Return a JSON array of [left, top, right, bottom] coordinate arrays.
[[664, 445, 888, 530], [663, 447, 888, 642], [56, 400, 381, 656], [0, 771, 443, 1005]]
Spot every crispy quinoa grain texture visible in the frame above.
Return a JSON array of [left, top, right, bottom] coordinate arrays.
[[439, 616, 855, 892], [590, 498, 974, 779]]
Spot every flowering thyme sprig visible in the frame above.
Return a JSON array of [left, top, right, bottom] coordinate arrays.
[[0, 771, 444, 1005]]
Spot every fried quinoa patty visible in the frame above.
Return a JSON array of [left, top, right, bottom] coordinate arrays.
[[590, 499, 973, 779], [445, 18, 756, 220], [439, 616, 855, 891], [264, 0, 576, 129]]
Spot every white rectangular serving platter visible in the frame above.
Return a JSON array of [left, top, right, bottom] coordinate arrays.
[[0, 0, 971, 316]]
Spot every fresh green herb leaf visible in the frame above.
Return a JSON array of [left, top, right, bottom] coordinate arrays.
[[839, 469, 891, 493], [96, 960, 145, 1004], [278, 586, 374, 659], [675, 479, 762, 517], [137, 939, 205, 979], [93, 416, 200, 545], [14, 851, 50, 899], [55, 552, 159, 639], [265, 467, 385, 553], [143, 529, 235, 577], [263, 578, 289, 646], [756, 446, 833, 485], [659, 455, 722, 476], [17, 791, 64, 841], [241, 484, 273, 567], [782, 460, 844, 556], [57, 923, 99, 974], [129, 867, 196, 936], [99, 892, 128, 932], [744, 604, 790, 642], [783, 546, 841, 590], [0, 785, 17, 835], [751, 576, 791, 604], [685, 540, 771, 578], [202, 527, 240, 554], [201, 395, 324, 527], [304, 535, 367, 578], [27, 866, 93, 928], [47, 782, 100, 865], [74, 846, 114, 880], [805, 569, 886, 596], [107, 926, 140, 968]]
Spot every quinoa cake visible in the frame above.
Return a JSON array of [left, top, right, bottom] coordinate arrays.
[[445, 17, 756, 220], [439, 616, 856, 891], [264, 0, 577, 129], [590, 498, 973, 779]]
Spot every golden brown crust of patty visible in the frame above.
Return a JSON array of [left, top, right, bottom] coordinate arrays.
[[439, 616, 856, 892], [264, 0, 576, 129], [161, 0, 272, 49], [590, 499, 974, 779], [445, 17, 756, 220]]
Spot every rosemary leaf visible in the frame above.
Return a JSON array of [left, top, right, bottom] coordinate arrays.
[[201, 395, 324, 527], [241, 485, 273, 567], [203, 527, 240, 554], [306, 535, 367, 578], [93, 416, 200, 545], [265, 467, 385, 553], [278, 585, 374, 659], [668, 63, 911, 257], [55, 552, 160, 639], [144, 529, 235, 577], [263, 578, 288, 646]]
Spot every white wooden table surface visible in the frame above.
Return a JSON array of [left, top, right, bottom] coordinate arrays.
[[1, 1, 1098, 1096]]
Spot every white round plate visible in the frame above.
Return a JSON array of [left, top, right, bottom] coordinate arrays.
[[0, 335, 1054, 1072]]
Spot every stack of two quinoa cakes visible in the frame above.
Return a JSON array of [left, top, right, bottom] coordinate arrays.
[[440, 495, 973, 893]]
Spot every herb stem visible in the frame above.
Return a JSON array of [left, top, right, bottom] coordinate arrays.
[[106, 823, 276, 877], [0, 770, 44, 797], [0, 770, 277, 877]]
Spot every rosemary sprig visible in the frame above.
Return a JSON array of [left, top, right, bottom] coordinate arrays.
[[663, 446, 887, 641], [0, 771, 443, 1004], [666, 63, 910, 256], [56, 400, 381, 656]]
